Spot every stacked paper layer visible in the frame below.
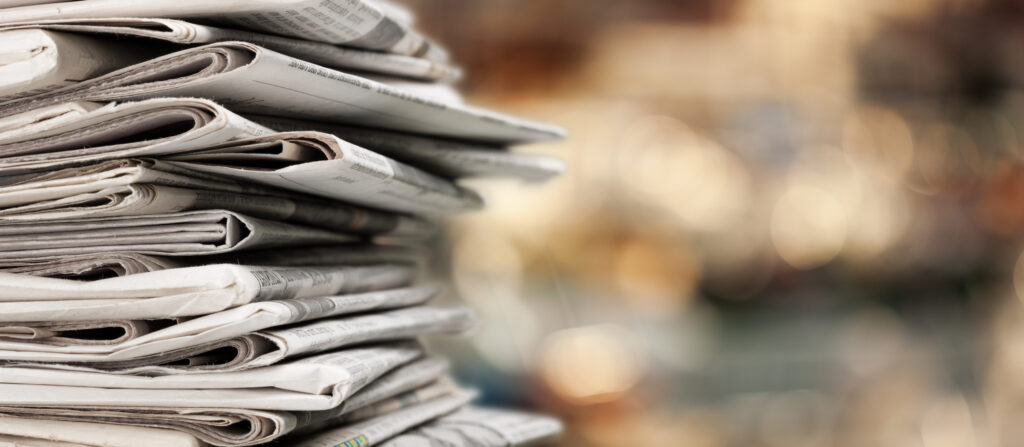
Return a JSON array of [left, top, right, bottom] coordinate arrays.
[[0, 1, 564, 446]]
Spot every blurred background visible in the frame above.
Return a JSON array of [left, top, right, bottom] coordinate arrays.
[[404, 0, 1024, 445]]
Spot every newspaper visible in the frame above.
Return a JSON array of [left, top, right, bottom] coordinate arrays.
[[381, 407, 564, 447], [0, 117, 483, 213], [361, 74, 465, 105], [0, 42, 565, 144], [2, 1, 69, 7], [0, 360, 457, 446], [0, 252, 183, 277], [85, 307, 473, 373], [292, 391, 475, 447], [292, 357, 452, 436], [0, 416, 205, 447], [0, 98, 272, 173], [0, 244, 423, 278], [0, 406, 294, 447], [0, 0, 446, 60], [0, 28, 166, 101], [0, 305, 472, 370], [342, 378, 461, 423], [0, 159, 434, 236], [250, 116, 568, 181], [0, 319, 168, 346], [0, 345, 428, 411], [197, 244, 427, 270], [0, 263, 415, 321], [0, 210, 370, 261], [0, 19, 461, 81], [163, 132, 484, 214], [0, 286, 434, 353]]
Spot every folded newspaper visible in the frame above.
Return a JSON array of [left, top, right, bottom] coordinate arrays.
[[250, 115, 567, 181], [0, 0, 447, 59], [0, 360, 458, 446], [0, 416, 206, 447], [0, 19, 461, 81], [0, 344, 430, 410], [0, 263, 416, 321], [0, 40, 564, 143], [0, 102, 487, 213], [0, 244, 425, 278], [0, 287, 437, 360], [0, 98, 272, 170], [0, 28, 169, 100], [0, 158, 435, 235], [0, 210, 363, 260], [164, 131, 485, 214], [0, 0, 564, 445], [0, 305, 475, 370], [380, 407, 564, 446]]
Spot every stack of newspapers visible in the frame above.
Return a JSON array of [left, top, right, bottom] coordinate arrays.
[[0, 1, 565, 446]]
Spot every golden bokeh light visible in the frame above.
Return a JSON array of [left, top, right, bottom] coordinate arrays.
[[623, 121, 753, 233], [538, 325, 646, 405], [771, 185, 848, 269], [842, 177, 909, 262], [785, 145, 907, 262]]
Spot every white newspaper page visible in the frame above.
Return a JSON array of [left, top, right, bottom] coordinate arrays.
[[0, 42, 565, 144], [0, 416, 206, 447], [381, 407, 563, 447], [0, 288, 435, 364], [0, 263, 415, 321], [0, 406, 295, 447], [0, 319, 160, 347], [0, 360, 459, 446], [199, 245, 426, 270], [0, 0, 444, 59], [0, 210, 360, 260], [75, 306, 475, 374], [292, 357, 450, 436], [343, 378, 461, 422], [252, 306, 475, 367], [0, 305, 468, 369], [168, 131, 484, 214], [292, 391, 475, 447], [0, 159, 435, 237], [251, 116, 567, 181], [0, 18, 461, 81], [0, 98, 272, 173], [0, 245, 421, 278], [0, 28, 164, 101], [0, 346, 427, 411], [0, 252, 183, 277]]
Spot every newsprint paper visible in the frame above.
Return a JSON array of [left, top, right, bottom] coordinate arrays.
[[0, 358, 459, 446], [0, 42, 565, 143], [0, 19, 460, 81], [0, 0, 446, 59], [0, 263, 416, 320]]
